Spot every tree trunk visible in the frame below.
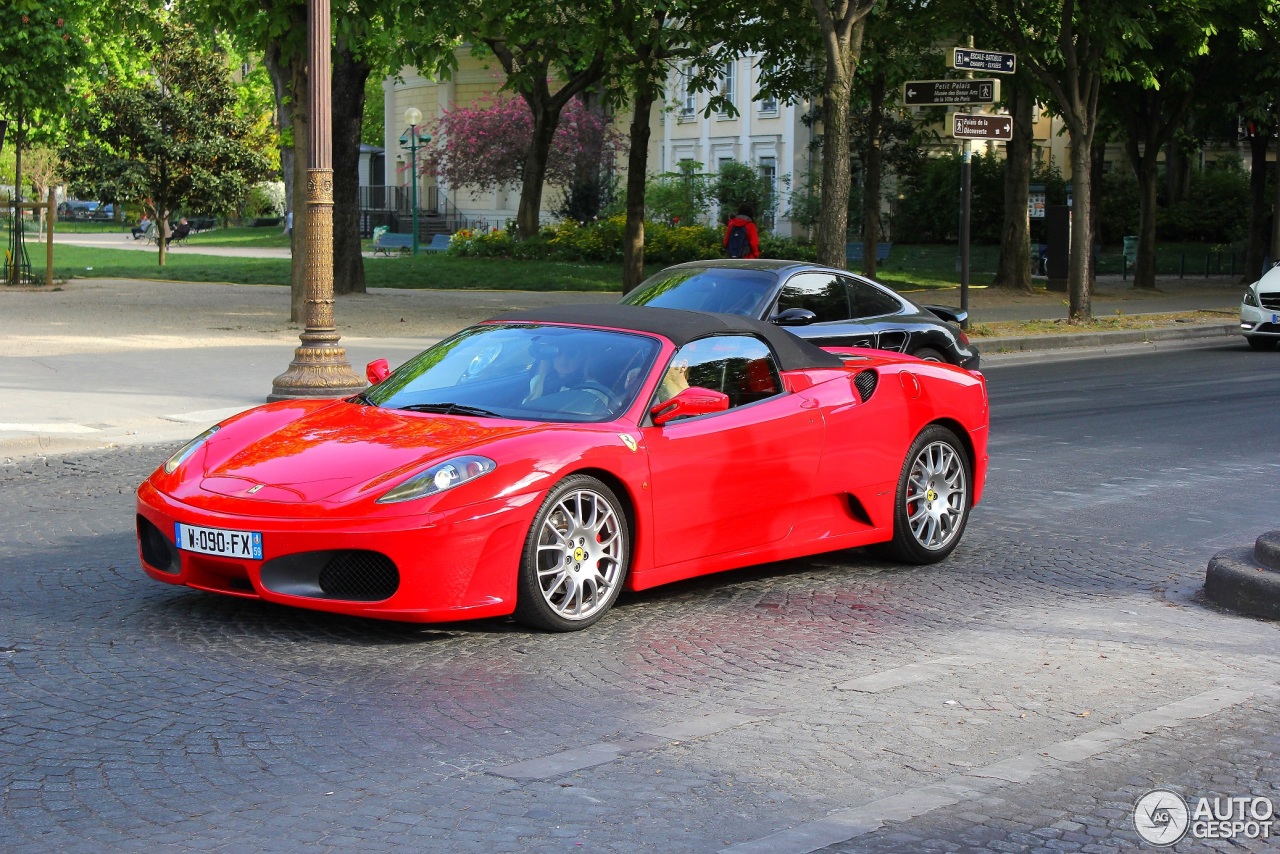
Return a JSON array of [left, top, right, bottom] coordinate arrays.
[[859, 68, 885, 278], [1131, 152, 1160, 289], [622, 82, 657, 294], [1067, 130, 1094, 321], [992, 79, 1033, 292], [264, 42, 295, 251], [289, 54, 309, 323], [331, 39, 369, 296], [1245, 131, 1269, 283], [814, 43, 857, 266], [515, 95, 558, 239]]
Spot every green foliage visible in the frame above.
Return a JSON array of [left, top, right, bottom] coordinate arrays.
[[644, 161, 714, 226], [1160, 165, 1249, 243], [893, 152, 1066, 245], [714, 161, 775, 222], [447, 214, 817, 265], [60, 20, 272, 258]]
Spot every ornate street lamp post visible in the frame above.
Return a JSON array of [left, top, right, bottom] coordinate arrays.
[[268, 0, 364, 402], [400, 107, 423, 255]]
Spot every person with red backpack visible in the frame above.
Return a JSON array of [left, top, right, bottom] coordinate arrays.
[[723, 203, 761, 259]]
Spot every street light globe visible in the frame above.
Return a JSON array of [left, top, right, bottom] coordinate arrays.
[[404, 107, 422, 127]]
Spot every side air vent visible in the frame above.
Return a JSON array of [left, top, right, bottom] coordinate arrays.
[[853, 369, 878, 402]]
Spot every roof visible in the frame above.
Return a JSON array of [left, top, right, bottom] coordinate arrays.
[[492, 304, 845, 371]]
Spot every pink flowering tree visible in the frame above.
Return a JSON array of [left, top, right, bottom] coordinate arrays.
[[420, 93, 625, 221]]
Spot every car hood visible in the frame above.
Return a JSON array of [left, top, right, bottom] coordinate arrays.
[[195, 400, 537, 504], [1256, 264, 1280, 293]]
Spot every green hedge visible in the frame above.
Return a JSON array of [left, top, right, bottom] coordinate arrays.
[[447, 215, 815, 265]]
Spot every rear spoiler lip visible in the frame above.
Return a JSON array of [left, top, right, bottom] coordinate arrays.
[[922, 304, 968, 325]]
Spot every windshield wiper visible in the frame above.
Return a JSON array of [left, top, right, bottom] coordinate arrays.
[[398, 402, 502, 418]]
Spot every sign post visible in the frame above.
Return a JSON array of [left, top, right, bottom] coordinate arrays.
[[902, 79, 1000, 107], [949, 48, 1017, 74]]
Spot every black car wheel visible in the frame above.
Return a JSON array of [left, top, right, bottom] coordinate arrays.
[[911, 347, 945, 363], [1246, 336, 1276, 352], [514, 475, 630, 631]]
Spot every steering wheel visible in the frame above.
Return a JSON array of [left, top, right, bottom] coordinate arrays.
[[572, 381, 622, 411]]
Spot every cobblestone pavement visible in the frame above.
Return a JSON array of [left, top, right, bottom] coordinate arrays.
[[2, 351, 1279, 852]]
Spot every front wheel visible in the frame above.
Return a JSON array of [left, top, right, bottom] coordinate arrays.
[[514, 475, 630, 631], [874, 425, 971, 564]]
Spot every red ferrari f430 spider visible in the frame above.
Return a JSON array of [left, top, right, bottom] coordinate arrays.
[[137, 305, 988, 631]]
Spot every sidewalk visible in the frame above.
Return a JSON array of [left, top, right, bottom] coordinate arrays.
[[0, 275, 1247, 459]]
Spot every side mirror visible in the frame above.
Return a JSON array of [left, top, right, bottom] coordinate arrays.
[[650, 387, 730, 426], [772, 307, 818, 326], [366, 358, 391, 385]]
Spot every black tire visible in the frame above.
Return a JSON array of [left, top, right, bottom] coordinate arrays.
[[1246, 336, 1276, 352], [911, 347, 946, 363], [873, 425, 972, 565], [513, 475, 630, 631]]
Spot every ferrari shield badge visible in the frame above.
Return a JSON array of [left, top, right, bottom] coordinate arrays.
[[619, 434, 638, 453]]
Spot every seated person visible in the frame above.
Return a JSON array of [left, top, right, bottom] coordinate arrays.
[[655, 360, 690, 403], [131, 215, 152, 239], [525, 342, 588, 402], [165, 217, 191, 247]]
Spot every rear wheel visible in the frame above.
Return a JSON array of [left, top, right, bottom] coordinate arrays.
[[514, 475, 629, 631], [1246, 336, 1276, 352], [874, 425, 971, 564], [911, 347, 945, 363]]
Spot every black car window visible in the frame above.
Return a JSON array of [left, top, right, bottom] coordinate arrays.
[[621, 268, 777, 316], [846, 277, 904, 319], [775, 273, 850, 323], [655, 335, 782, 415]]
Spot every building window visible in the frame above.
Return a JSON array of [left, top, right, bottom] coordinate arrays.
[[755, 60, 778, 114], [758, 156, 777, 229], [679, 67, 696, 121], [718, 62, 735, 116]]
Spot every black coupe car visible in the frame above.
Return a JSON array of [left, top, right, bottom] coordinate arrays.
[[621, 260, 979, 369]]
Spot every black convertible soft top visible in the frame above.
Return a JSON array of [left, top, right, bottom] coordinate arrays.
[[493, 304, 845, 372]]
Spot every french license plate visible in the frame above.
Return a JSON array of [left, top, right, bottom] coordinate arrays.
[[174, 523, 263, 560], [1272, 313, 1278, 324]]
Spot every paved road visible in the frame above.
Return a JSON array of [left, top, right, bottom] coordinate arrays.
[[1, 346, 1277, 852]]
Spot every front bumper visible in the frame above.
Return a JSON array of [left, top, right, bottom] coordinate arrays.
[[1240, 301, 1280, 339], [136, 481, 539, 622]]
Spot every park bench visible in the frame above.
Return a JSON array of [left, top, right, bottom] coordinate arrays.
[[373, 230, 414, 255], [845, 241, 893, 264], [424, 233, 451, 252]]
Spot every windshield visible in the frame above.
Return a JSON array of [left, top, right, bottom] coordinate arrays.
[[621, 268, 778, 317], [364, 323, 661, 423]]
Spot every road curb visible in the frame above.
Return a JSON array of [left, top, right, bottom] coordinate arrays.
[[1205, 534, 1280, 620], [978, 322, 1239, 366]]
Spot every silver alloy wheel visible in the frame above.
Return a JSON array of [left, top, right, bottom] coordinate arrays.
[[904, 440, 968, 550], [534, 487, 625, 621]]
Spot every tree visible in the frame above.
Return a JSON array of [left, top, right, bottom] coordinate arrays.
[[970, 0, 1159, 321], [421, 93, 623, 209], [415, 3, 610, 239], [991, 71, 1038, 292], [1102, 2, 1216, 290], [60, 21, 272, 266]]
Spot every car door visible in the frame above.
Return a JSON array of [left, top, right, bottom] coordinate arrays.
[[641, 335, 823, 568]]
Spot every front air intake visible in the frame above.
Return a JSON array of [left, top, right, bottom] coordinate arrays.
[[317, 550, 400, 601], [853, 369, 879, 402]]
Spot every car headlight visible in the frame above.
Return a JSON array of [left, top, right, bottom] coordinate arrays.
[[377, 455, 496, 504], [1244, 288, 1260, 307], [163, 425, 220, 474]]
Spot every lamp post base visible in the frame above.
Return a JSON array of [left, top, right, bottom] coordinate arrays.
[[268, 330, 365, 402]]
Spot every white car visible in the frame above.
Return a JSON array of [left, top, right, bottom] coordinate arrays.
[[1241, 264, 1280, 350]]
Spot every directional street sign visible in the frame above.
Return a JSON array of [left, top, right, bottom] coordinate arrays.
[[950, 48, 1017, 75], [902, 79, 1000, 106], [952, 113, 1013, 140]]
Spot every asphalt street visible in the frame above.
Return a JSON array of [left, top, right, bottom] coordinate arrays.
[[1, 343, 1278, 852]]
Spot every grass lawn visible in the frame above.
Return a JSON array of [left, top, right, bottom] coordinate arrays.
[[45, 243, 652, 291]]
